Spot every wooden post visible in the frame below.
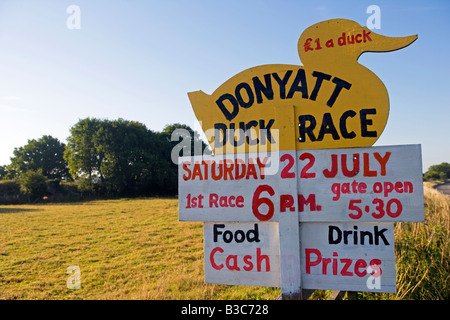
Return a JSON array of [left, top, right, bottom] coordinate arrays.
[[276, 105, 303, 300], [328, 291, 345, 300]]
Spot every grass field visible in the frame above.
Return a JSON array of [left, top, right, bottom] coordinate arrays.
[[0, 183, 448, 300]]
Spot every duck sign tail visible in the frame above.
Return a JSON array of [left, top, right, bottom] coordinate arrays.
[[188, 19, 417, 154]]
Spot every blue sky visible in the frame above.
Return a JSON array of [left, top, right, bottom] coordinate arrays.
[[0, 0, 448, 172]]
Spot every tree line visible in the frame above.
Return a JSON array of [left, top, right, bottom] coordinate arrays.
[[423, 162, 450, 181], [0, 118, 207, 203]]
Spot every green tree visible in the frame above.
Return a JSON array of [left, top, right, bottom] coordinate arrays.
[[160, 123, 210, 161], [0, 165, 7, 180], [423, 170, 440, 180], [424, 162, 450, 181], [64, 118, 105, 182], [8, 135, 70, 180], [19, 169, 47, 202], [64, 118, 178, 196], [158, 123, 210, 194]]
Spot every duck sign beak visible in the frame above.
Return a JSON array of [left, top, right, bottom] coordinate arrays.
[[362, 28, 418, 54]]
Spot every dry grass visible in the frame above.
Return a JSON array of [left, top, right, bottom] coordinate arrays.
[[0, 198, 279, 300], [393, 183, 449, 299], [0, 183, 448, 300], [355, 182, 450, 300]]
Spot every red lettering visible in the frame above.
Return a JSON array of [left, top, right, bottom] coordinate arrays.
[[228, 196, 235, 207], [236, 196, 244, 208], [331, 183, 341, 201], [314, 38, 322, 50], [209, 193, 218, 208], [305, 248, 322, 274], [183, 157, 270, 181], [243, 255, 253, 271], [246, 159, 258, 179], [252, 185, 275, 221], [394, 181, 404, 193], [340, 258, 353, 276], [210, 248, 269, 272], [323, 154, 338, 178], [191, 162, 203, 180], [226, 255, 240, 271], [342, 154, 360, 177], [383, 182, 394, 197], [325, 38, 334, 48], [363, 29, 372, 42], [299, 153, 316, 178], [373, 152, 391, 176], [354, 259, 367, 277], [209, 194, 245, 208], [322, 257, 331, 274], [235, 159, 246, 180], [182, 162, 191, 181], [298, 194, 317, 212], [363, 153, 377, 177], [222, 159, 234, 180], [369, 259, 382, 277], [210, 247, 224, 270], [332, 252, 338, 275], [219, 196, 229, 207], [211, 162, 223, 180], [305, 248, 383, 278], [304, 38, 313, 52], [280, 154, 295, 179], [201, 160, 211, 180], [256, 157, 269, 179], [256, 248, 270, 272], [280, 194, 295, 212], [404, 181, 413, 193]]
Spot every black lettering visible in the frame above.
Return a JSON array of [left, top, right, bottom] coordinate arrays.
[[213, 224, 225, 242], [298, 115, 316, 142], [374, 226, 390, 245], [343, 230, 352, 244], [340, 110, 357, 139], [327, 77, 352, 107], [287, 69, 308, 99], [328, 225, 342, 244], [272, 70, 293, 99], [310, 71, 332, 101], [234, 230, 245, 243], [360, 108, 377, 137], [353, 225, 359, 245], [229, 122, 245, 147], [213, 123, 228, 148], [360, 231, 373, 245], [246, 224, 260, 243], [252, 74, 274, 103], [235, 82, 254, 109], [216, 94, 239, 121], [223, 230, 233, 243], [245, 120, 259, 145], [317, 113, 340, 141]]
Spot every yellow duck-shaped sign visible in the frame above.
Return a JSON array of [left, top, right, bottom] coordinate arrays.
[[188, 19, 417, 154]]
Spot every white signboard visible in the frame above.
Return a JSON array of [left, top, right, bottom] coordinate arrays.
[[179, 145, 424, 223], [203, 222, 280, 287], [300, 222, 396, 293], [296, 144, 424, 222], [179, 152, 280, 222], [180, 144, 422, 293]]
